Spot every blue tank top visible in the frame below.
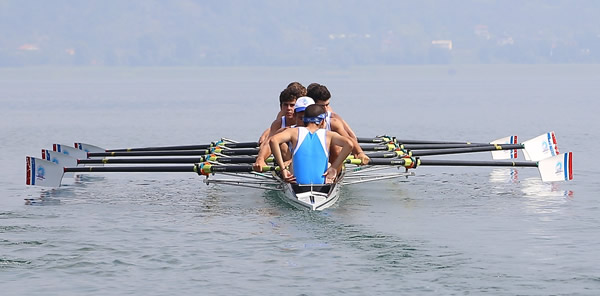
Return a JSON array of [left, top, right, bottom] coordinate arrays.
[[292, 127, 329, 184]]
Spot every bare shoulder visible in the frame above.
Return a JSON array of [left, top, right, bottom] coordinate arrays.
[[271, 116, 282, 126], [330, 117, 345, 129], [330, 111, 344, 120]]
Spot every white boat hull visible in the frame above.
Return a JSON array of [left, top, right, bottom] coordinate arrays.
[[277, 170, 344, 211]]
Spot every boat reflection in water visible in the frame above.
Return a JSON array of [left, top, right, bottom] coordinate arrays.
[[488, 168, 574, 200]]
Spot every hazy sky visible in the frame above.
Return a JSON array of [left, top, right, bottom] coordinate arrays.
[[1, 0, 599, 65]]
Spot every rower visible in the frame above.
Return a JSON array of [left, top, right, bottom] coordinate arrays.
[[258, 82, 306, 144], [269, 104, 353, 184], [253, 96, 315, 172], [306, 83, 370, 165]]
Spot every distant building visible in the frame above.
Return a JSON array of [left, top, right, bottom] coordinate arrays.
[[18, 44, 39, 51], [474, 25, 491, 40], [432, 40, 452, 50], [497, 37, 514, 46]]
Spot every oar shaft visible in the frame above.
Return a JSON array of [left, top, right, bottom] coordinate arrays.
[[78, 156, 260, 164], [79, 157, 205, 164], [357, 137, 478, 145], [106, 141, 259, 152], [65, 164, 275, 174], [88, 148, 260, 157], [65, 166, 198, 173], [348, 157, 538, 168], [395, 139, 477, 145], [402, 143, 498, 150], [411, 144, 523, 157], [419, 159, 537, 167]]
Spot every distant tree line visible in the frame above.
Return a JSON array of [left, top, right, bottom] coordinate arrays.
[[1, 0, 599, 66]]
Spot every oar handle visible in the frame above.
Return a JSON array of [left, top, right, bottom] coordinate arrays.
[[197, 163, 278, 175]]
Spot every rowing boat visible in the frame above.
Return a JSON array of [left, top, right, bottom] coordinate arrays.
[[25, 132, 574, 211]]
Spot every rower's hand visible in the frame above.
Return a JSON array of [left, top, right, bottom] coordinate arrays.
[[323, 167, 338, 184], [283, 159, 292, 169], [252, 158, 267, 172], [282, 168, 296, 183], [357, 152, 370, 165]]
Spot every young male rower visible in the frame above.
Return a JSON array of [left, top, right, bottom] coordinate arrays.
[[258, 82, 306, 144], [253, 96, 315, 172], [307, 83, 370, 165], [269, 104, 353, 184]]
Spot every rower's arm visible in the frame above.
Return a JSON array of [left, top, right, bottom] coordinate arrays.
[[269, 128, 298, 182], [258, 128, 270, 144], [331, 119, 364, 157], [333, 112, 357, 139], [328, 131, 354, 170], [259, 118, 283, 144]]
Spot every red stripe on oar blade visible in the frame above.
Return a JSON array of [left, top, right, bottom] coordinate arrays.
[[568, 152, 573, 180], [551, 132, 559, 154], [26, 157, 31, 185]]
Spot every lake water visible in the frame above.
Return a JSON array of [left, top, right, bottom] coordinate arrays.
[[1, 65, 598, 295]]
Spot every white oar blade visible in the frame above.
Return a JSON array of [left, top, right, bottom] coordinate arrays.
[[42, 149, 78, 167], [42, 149, 77, 178], [53, 144, 88, 159], [26, 156, 64, 187], [538, 152, 573, 182], [522, 132, 559, 161], [490, 135, 518, 160], [75, 142, 105, 153]]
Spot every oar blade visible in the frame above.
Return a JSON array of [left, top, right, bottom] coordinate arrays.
[[522, 132, 559, 161], [490, 136, 518, 160], [42, 149, 77, 178], [538, 152, 573, 182], [26, 156, 64, 187], [42, 149, 78, 167], [74, 142, 105, 153], [53, 144, 88, 159]]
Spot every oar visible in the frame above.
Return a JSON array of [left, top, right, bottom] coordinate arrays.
[[358, 137, 476, 145], [358, 135, 488, 145], [362, 133, 557, 162], [346, 152, 573, 182], [78, 155, 264, 165], [87, 147, 260, 158], [25, 156, 278, 187], [408, 144, 524, 157], [103, 141, 259, 152]]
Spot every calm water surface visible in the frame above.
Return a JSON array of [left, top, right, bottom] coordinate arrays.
[[1, 65, 598, 295]]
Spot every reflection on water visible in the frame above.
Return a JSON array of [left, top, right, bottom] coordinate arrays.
[[488, 168, 519, 184], [520, 177, 574, 199]]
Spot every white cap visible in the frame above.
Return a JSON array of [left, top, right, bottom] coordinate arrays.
[[294, 96, 315, 112]]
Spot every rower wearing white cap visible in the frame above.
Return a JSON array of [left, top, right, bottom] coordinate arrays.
[[269, 104, 353, 184]]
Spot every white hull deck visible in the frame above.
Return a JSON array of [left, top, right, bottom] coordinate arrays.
[[276, 170, 345, 211]]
